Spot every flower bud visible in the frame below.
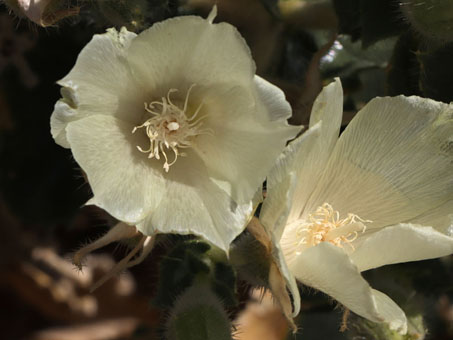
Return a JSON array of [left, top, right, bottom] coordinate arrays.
[[4, 0, 79, 26], [165, 284, 232, 340], [347, 313, 426, 340]]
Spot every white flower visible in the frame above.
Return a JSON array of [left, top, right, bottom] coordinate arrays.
[[50, 7, 300, 253], [259, 78, 453, 333]]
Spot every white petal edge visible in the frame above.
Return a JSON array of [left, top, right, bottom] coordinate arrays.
[[260, 78, 343, 241], [270, 232, 301, 317], [287, 242, 407, 333], [288, 78, 343, 222], [127, 12, 255, 94], [254, 75, 293, 122], [260, 122, 322, 241], [350, 223, 453, 272], [51, 27, 140, 148], [51, 99, 78, 148]]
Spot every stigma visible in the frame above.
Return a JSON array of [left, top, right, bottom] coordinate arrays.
[[132, 84, 212, 172]]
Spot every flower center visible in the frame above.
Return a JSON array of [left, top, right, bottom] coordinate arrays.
[[132, 84, 211, 172], [282, 203, 369, 257]]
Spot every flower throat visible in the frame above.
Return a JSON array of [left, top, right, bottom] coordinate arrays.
[[281, 203, 370, 262], [132, 84, 211, 172]]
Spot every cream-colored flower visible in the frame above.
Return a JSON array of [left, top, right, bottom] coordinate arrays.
[[259, 78, 453, 333], [51, 8, 300, 253]]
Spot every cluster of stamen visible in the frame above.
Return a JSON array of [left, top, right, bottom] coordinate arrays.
[[290, 203, 369, 254], [132, 84, 212, 172]]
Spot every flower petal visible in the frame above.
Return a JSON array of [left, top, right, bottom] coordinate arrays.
[[259, 79, 343, 240], [191, 80, 300, 204], [408, 199, 453, 235], [270, 233, 301, 317], [288, 242, 407, 333], [289, 78, 343, 221], [253, 75, 293, 122], [51, 99, 77, 148], [260, 124, 321, 241], [304, 96, 453, 228], [135, 149, 255, 252], [127, 12, 255, 93], [51, 27, 141, 148], [350, 223, 453, 272], [66, 115, 166, 224]]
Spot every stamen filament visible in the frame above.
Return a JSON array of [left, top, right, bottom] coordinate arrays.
[[281, 203, 370, 257], [132, 84, 212, 172]]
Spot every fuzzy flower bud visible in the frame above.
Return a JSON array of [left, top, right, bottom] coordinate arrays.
[[401, 0, 453, 43], [165, 284, 232, 340], [4, 0, 79, 26]]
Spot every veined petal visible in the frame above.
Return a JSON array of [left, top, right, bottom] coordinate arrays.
[[136, 149, 254, 252], [260, 124, 321, 241], [350, 223, 453, 272], [304, 96, 453, 228], [288, 242, 407, 333], [66, 115, 166, 224], [127, 11, 255, 94], [52, 27, 141, 148], [308, 78, 343, 131], [289, 78, 343, 221], [259, 79, 343, 240], [197, 122, 300, 204], [192, 82, 300, 204], [408, 199, 453, 235]]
